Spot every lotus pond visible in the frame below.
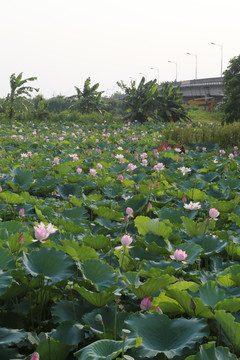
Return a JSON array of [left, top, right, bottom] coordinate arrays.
[[0, 119, 240, 360]]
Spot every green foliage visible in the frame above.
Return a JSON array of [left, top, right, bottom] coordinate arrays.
[[70, 77, 104, 114], [117, 77, 189, 123], [155, 82, 190, 122], [5, 72, 39, 119], [117, 77, 159, 122], [223, 54, 240, 123]]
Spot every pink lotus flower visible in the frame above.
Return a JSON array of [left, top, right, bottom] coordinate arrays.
[[170, 249, 188, 262], [18, 233, 24, 245], [126, 207, 134, 218], [128, 163, 137, 172], [0, 185, 2, 192], [76, 167, 82, 174], [115, 235, 133, 250], [118, 174, 124, 181], [33, 222, 58, 243], [209, 208, 220, 221], [121, 235, 133, 247], [19, 208, 25, 216], [89, 168, 97, 176], [147, 202, 152, 210], [153, 162, 165, 172], [96, 163, 103, 170], [140, 296, 154, 311], [53, 157, 60, 164], [31, 353, 40, 360]]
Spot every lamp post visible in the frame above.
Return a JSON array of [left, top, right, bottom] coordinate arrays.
[[186, 52, 198, 79], [150, 67, 159, 84], [168, 61, 178, 82], [211, 42, 223, 77]]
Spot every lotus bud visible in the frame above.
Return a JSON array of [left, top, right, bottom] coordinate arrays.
[[155, 306, 163, 314], [190, 298, 196, 311]]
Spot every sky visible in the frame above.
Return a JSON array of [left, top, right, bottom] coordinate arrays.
[[1, 0, 240, 98]]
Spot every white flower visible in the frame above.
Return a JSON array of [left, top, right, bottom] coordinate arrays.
[[178, 166, 191, 175], [184, 201, 201, 210], [115, 154, 124, 160]]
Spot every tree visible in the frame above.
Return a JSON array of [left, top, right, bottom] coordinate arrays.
[[223, 54, 240, 123], [5, 72, 39, 119], [117, 77, 189, 123], [155, 82, 190, 122], [117, 77, 158, 122], [70, 77, 104, 114]]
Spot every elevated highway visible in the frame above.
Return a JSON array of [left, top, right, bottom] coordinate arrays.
[[173, 77, 224, 104]]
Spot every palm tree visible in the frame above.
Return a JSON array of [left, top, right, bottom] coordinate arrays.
[[6, 72, 39, 119]]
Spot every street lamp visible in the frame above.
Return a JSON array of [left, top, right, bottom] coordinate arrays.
[[211, 42, 223, 77], [150, 67, 159, 84], [168, 61, 178, 82], [186, 52, 198, 79]]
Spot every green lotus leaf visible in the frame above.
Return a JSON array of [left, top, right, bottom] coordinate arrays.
[[0, 247, 15, 297], [122, 194, 148, 213], [80, 259, 117, 291], [0, 327, 26, 345], [50, 321, 84, 346], [185, 188, 206, 202], [0, 220, 27, 235], [61, 206, 89, 224], [10, 167, 34, 191], [123, 272, 175, 299], [61, 241, 98, 262], [82, 305, 129, 337], [83, 235, 110, 250], [95, 217, 122, 230], [215, 310, 240, 355], [134, 216, 151, 235], [218, 179, 240, 190], [124, 312, 209, 358], [152, 291, 183, 316], [56, 218, 86, 234], [198, 281, 227, 308], [141, 259, 182, 272], [74, 338, 140, 360], [185, 341, 238, 359], [23, 247, 76, 283], [215, 298, 240, 312], [146, 219, 172, 239], [195, 172, 219, 183], [228, 213, 240, 227], [181, 217, 206, 237], [51, 299, 93, 323], [103, 184, 123, 199], [93, 206, 123, 221], [0, 191, 25, 204], [158, 208, 186, 224], [211, 200, 235, 213], [36, 337, 72, 360], [73, 284, 118, 307], [192, 235, 227, 255], [55, 163, 73, 175], [166, 289, 214, 319], [56, 183, 82, 200]]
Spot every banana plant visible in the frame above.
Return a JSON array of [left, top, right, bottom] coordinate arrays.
[[70, 77, 104, 114], [117, 77, 158, 123], [5, 72, 39, 119]]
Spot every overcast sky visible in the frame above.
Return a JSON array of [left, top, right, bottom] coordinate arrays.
[[1, 0, 239, 98]]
